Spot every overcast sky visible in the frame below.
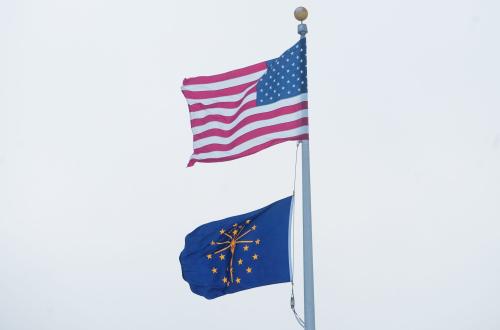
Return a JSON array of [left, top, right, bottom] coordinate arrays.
[[1, 1, 499, 329]]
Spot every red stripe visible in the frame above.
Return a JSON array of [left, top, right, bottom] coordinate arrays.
[[193, 119, 308, 154], [182, 80, 258, 100], [183, 62, 266, 86], [191, 100, 257, 128], [191, 101, 308, 134], [187, 134, 309, 167], [188, 86, 257, 112]]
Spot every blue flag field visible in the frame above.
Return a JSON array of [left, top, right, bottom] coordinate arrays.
[[179, 196, 293, 299]]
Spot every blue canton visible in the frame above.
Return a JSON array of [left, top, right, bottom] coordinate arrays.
[[256, 38, 307, 106]]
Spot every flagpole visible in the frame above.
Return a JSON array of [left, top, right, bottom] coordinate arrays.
[[295, 7, 316, 330]]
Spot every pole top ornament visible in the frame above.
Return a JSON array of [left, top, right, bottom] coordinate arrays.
[[294, 7, 308, 22]]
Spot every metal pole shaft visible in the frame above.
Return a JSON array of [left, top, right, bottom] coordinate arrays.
[[301, 139, 315, 330], [297, 18, 315, 330]]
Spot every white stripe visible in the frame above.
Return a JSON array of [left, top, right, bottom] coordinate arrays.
[[191, 126, 309, 160], [185, 81, 258, 105], [191, 93, 308, 134], [182, 69, 267, 92], [189, 93, 257, 120], [193, 110, 308, 148]]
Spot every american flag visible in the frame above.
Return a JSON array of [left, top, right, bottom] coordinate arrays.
[[182, 38, 309, 167]]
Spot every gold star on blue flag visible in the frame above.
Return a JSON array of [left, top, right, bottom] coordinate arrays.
[[179, 196, 293, 299]]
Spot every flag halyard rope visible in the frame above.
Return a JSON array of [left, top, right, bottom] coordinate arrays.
[[291, 141, 305, 328]]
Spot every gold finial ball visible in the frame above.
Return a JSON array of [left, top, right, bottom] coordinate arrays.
[[294, 6, 308, 22]]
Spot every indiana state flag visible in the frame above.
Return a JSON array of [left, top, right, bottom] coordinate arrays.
[[179, 196, 293, 299]]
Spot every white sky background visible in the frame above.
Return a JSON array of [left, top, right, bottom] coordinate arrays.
[[1, 0, 499, 329]]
